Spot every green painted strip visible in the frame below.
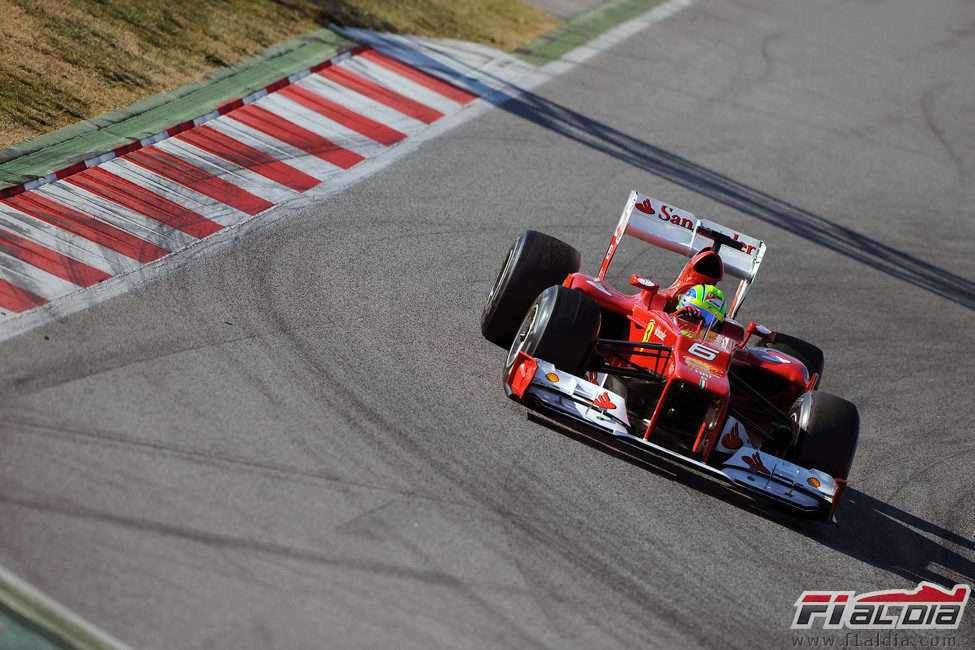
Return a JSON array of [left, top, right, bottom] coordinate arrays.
[[514, 0, 668, 66], [0, 28, 356, 188], [1, 607, 64, 650], [0, 576, 117, 650]]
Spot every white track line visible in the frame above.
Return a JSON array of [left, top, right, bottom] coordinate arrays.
[[0, 562, 133, 650]]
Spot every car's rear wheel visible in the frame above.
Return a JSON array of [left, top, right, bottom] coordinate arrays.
[[481, 230, 581, 347], [789, 391, 859, 479], [505, 285, 601, 376], [761, 332, 825, 388]]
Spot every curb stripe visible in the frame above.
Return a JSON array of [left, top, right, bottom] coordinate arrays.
[[67, 168, 224, 239], [125, 148, 274, 216], [0, 203, 134, 274], [103, 159, 249, 225], [253, 94, 387, 160], [176, 127, 321, 192], [230, 105, 366, 169], [340, 57, 465, 115], [1, 194, 168, 263], [0, 277, 46, 312], [0, 40, 506, 324], [277, 85, 406, 146], [317, 66, 444, 124], [0, 251, 82, 298], [299, 75, 427, 135], [0, 227, 111, 287], [0, 45, 373, 201], [153, 139, 300, 205], [360, 49, 478, 105], [37, 183, 192, 252], [204, 119, 341, 182], [0, 42, 484, 321]]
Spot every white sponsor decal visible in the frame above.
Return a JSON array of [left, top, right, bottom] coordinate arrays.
[[587, 280, 613, 296]]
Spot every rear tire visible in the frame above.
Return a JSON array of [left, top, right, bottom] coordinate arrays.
[[481, 230, 581, 347], [761, 333, 825, 388], [789, 391, 859, 479], [505, 285, 601, 376]]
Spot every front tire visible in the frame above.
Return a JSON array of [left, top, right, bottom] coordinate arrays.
[[789, 391, 859, 479], [505, 285, 601, 377], [481, 230, 581, 347]]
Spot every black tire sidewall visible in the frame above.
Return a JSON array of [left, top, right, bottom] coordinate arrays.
[[506, 286, 601, 376], [481, 231, 581, 347], [790, 391, 859, 479]]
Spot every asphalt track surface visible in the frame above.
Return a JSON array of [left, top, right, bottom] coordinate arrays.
[[1, 0, 974, 647]]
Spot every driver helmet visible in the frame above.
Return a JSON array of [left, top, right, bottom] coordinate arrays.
[[676, 284, 727, 329]]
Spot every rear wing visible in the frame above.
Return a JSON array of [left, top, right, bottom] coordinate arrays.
[[597, 190, 766, 318]]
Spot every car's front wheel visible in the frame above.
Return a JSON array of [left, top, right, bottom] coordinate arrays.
[[505, 285, 601, 377], [788, 391, 859, 479]]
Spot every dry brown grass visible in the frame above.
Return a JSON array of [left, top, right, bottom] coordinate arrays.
[[323, 0, 561, 50], [0, 0, 559, 149]]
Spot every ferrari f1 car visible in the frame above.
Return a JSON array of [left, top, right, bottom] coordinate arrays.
[[481, 191, 859, 524]]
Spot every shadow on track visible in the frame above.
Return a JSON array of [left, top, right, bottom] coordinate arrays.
[[492, 88, 975, 311], [350, 31, 974, 309], [530, 412, 975, 586], [823, 489, 975, 586]]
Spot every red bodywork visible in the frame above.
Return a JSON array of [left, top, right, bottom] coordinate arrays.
[[563, 249, 809, 464]]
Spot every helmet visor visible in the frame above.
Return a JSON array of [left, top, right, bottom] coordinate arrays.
[[696, 307, 721, 329], [677, 292, 724, 329]]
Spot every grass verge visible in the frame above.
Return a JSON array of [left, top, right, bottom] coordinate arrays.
[[0, 0, 560, 149]]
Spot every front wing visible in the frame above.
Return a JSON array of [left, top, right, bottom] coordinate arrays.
[[505, 351, 848, 524]]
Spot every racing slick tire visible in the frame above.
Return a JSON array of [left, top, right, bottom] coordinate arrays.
[[505, 285, 601, 377], [761, 333, 825, 388], [789, 391, 859, 480], [481, 230, 582, 347]]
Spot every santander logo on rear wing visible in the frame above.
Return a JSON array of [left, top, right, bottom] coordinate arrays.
[[597, 191, 767, 318]]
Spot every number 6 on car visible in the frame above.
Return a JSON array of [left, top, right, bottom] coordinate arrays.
[[687, 342, 719, 361]]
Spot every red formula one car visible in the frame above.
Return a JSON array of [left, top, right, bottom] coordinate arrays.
[[481, 191, 859, 523]]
